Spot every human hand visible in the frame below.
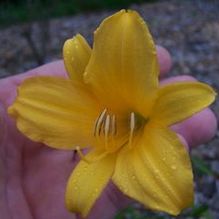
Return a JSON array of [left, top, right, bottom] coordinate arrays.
[[0, 46, 217, 219]]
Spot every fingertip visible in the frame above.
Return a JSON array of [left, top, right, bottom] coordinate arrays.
[[160, 75, 197, 86], [0, 101, 7, 145], [173, 108, 217, 148], [156, 46, 172, 76], [24, 60, 67, 77], [177, 134, 189, 151], [202, 109, 218, 144]]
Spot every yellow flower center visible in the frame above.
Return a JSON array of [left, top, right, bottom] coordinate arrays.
[[94, 108, 147, 153]]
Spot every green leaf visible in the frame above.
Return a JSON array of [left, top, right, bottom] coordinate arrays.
[[190, 204, 208, 217], [191, 155, 213, 176]]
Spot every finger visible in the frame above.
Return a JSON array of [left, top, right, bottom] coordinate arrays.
[[0, 45, 172, 106], [160, 75, 217, 148], [172, 108, 217, 148], [177, 134, 189, 151], [77, 181, 131, 219], [0, 102, 6, 145], [0, 102, 11, 219], [22, 46, 172, 78], [4, 45, 171, 83], [156, 45, 172, 77], [14, 60, 68, 84], [23, 60, 67, 78], [0, 61, 67, 106], [160, 75, 196, 86]]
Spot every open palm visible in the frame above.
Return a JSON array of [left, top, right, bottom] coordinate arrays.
[[0, 48, 217, 219]]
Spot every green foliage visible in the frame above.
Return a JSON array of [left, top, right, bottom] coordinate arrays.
[[189, 204, 213, 219], [0, 0, 157, 27], [191, 155, 213, 176], [115, 206, 171, 219], [115, 206, 144, 219]]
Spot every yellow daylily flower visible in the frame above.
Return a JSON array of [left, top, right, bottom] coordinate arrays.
[[8, 10, 215, 217]]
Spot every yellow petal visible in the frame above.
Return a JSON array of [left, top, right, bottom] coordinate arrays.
[[151, 82, 216, 126], [113, 127, 193, 215], [65, 151, 116, 217], [8, 76, 100, 149], [84, 10, 159, 114], [63, 34, 91, 82]]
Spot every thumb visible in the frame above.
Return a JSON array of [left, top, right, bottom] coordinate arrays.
[[0, 101, 7, 147], [0, 102, 11, 219]]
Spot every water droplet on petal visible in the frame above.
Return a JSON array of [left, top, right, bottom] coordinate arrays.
[[124, 188, 128, 193], [118, 185, 123, 191], [171, 165, 177, 170], [83, 165, 88, 170], [131, 175, 136, 180]]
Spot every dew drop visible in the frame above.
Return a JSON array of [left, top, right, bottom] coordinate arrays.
[[162, 157, 166, 161], [131, 175, 136, 180], [171, 165, 177, 170], [121, 174, 126, 179], [152, 193, 158, 199], [83, 165, 88, 170], [124, 188, 128, 193], [118, 185, 123, 191]]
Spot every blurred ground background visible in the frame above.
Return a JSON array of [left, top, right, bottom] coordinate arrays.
[[0, 0, 219, 218]]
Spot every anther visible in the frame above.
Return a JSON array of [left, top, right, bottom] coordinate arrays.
[[94, 108, 107, 136], [128, 112, 135, 149]]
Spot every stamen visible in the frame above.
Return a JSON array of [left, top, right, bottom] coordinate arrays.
[[75, 146, 109, 163], [93, 110, 119, 152], [111, 115, 117, 135], [94, 108, 107, 136], [128, 112, 135, 149], [99, 117, 105, 136], [104, 115, 110, 150], [76, 146, 91, 163]]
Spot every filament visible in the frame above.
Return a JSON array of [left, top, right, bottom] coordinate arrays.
[[128, 112, 135, 149], [111, 115, 117, 135], [104, 115, 110, 150], [76, 146, 109, 163], [94, 108, 107, 136]]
